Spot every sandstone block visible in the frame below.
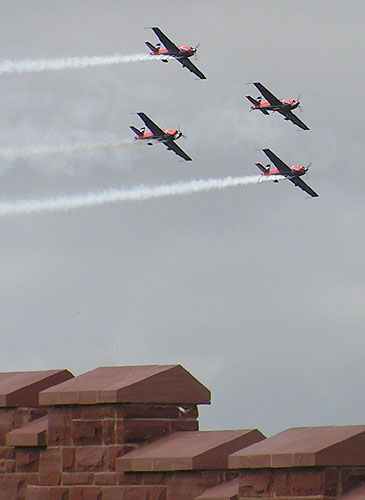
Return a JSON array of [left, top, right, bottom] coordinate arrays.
[[0, 474, 27, 500], [102, 486, 128, 500], [48, 409, 72, 446], [117, 405, 180, 419], [272, 469, 291, 496], [40, 447, 62, 473], [170, 419, 198, 432], [141, 473, 168, 485], [149, 486, 167, 500], [94, 472, 117, 485], [73, 421, 102, 446], [62, 472, 94, 485], [117, 419, 170, 444], [118, 472, 143, 485], [26, 486, 51, 500], [128, 486, 152, 500], [291, 469, 325, 496], [63, 448, 76, 472], [39, 472, 61, 485], [0, 410, 14, 444], [69, 486, 103, 500], [76, 446, 107, 472], [341, 468, 365, 493], [80, 406, 115, 420], [108, 446, 131, 471], [0, 458, 15, 472], [48, 486, 70, 500], [239, 471, 273, 498], [15, 449, 39, 472], [0, 446, 15, 459], [102, 420, 116, 445]]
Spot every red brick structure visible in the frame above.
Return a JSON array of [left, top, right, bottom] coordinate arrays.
[[0, 364, 364, 500]]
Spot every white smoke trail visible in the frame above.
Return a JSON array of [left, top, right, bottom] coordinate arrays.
[[0, 140, 138, 160], [0, 54, 171, 75], [0, 175, 284, 217]]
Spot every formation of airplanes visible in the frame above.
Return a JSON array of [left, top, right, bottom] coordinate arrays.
[[131, 27, 319, 198]]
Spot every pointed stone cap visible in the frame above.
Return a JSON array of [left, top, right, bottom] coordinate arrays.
[[0, 370, 74, 407], [229, 425, 365, 468], [116, 429, 265, 471], [6, 416, 48, 447], [194, 478, 239, 500], [39, 365, 211, 406]]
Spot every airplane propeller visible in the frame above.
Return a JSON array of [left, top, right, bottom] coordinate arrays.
[[304, 162, 312, 179], [177, 126, 187, 140], [296, 94, 304, 112], [192, 43, 200, 59]]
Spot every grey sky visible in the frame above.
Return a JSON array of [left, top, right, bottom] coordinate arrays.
[[0, 0, 364, 436]]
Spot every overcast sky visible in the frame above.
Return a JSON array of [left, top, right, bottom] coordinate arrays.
[[0, 0, 364, 437]]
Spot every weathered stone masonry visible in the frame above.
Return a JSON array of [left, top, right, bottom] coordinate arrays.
[[0, 365, 364, 500]]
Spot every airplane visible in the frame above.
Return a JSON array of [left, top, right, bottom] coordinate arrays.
[[255, 149, 319, 197], [130, 112, 192, 162], [246, 82, 310, 131], [145, 27, 206, 80]]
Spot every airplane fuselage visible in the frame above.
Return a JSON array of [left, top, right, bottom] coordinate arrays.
[[251, 99, 299, 112], [262, 165, 306, 182], [149, 46, 195, 59], [134, 129, 182, 144]]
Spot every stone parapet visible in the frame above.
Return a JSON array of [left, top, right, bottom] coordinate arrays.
[[0, 365, 363, 500]]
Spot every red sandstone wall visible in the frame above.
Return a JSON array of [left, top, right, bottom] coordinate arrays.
[[237, 467, 365, 500], [0, 403, 199, 500], [0, 408, 47, 446]]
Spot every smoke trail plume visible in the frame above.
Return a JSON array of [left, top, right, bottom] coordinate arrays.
[[0, 54, 171, 75], [0, 140, 138, 160], [0, 175, 284, 217]]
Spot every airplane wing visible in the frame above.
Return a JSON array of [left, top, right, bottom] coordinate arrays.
[[137, 112, 165, 137], [283, 110, 310, 130], [253, 82, 282, 106], [179, 57, 207, 80], [164, 140, 192, 161], [151, 27, 179, 53], [262, 149, 292, 175], [290, 177, 319, 197]]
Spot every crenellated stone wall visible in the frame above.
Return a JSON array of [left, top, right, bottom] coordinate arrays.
[[0, 366, 364, 500]]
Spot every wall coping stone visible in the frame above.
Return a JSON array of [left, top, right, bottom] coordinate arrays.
[[6, 415, 48, 447], [117, 429, 265, 471], [229, 425, 365, 468], [0, 370, 73, 407], [39, 365, 211, 406]]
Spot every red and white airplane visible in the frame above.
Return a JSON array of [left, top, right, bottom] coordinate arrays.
[[255, 149, 318, 197], [246, 82, 309, 130], [130, 112, 192, 162], [145, 27, 206, 80]]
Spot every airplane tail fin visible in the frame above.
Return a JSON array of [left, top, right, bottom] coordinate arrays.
[[246, 95, 260, 106], [255, 162, 270, 174], [130, 125, 144, 137], [145, 41, 159, 53], [246, 95, 269, 114]]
